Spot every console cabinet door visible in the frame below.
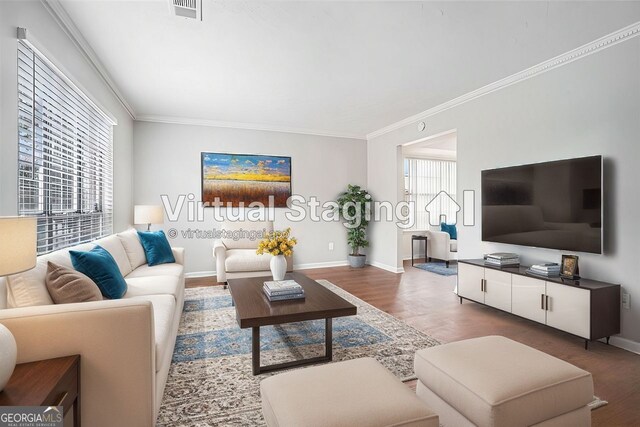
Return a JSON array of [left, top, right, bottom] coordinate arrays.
[[512, 275, 546, 323], [545, 282, 591, 339], [458, 263, 485, 303], [484, 269, 512, 312]]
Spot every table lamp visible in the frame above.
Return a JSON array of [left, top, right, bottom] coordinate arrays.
[[134, 205, 164, 231], [0, 216, 37, 391]]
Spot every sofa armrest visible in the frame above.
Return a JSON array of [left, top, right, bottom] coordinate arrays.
[[172, 247, 185, 265], [0, 299, 155, 427], [213, 240, 227, 282]]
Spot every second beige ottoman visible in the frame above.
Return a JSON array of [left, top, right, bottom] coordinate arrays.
[[414, 336, 594, 427], [260, 357, 439, 427]]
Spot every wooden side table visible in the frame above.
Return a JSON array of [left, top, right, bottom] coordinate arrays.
[[0, 355, 81, 427], [411, 235, 428, 266]]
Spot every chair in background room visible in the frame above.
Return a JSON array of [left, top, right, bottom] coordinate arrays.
[[213, 220, 293, 284], [426, 224, 457, 267]]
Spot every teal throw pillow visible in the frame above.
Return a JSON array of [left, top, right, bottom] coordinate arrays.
[[70, 245, 127, 299], [440, 223, 457, 240], [138, 230, 175, 266]]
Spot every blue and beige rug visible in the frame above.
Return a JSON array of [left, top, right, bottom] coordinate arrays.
[[157, 280, 441, 426], [414, 261, 458, 276]]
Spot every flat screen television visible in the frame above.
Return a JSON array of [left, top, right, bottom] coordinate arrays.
[[481, 155, 602, 254]]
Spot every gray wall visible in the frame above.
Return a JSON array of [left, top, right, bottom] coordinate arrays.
[[0, 0, 134, 231], [368, 38, 640, 346], [133, 121, 367, 274]]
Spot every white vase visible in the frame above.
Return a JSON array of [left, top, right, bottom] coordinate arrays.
[[270, 255, 287, 281], [0, 324, 17, 391]]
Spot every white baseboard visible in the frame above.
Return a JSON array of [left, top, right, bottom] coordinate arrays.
[[403, 255, 426, 261], [367, 260, 404, 274], [606, 336, 640, 355], [294, 260, 349, 270], [184, 270, 216, 279]]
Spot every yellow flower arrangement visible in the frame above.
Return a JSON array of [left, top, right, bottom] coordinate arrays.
[[256, 228, 297, 257]]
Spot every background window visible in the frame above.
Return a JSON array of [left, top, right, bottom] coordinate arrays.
[[18, 41, 114, 254], [404, 158, 457, 230]]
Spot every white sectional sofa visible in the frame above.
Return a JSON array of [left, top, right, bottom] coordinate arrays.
[[0, 229, 184, 427]]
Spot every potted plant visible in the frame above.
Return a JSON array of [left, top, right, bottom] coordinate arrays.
[[256, 228, 296, 280], [336, 184, 372, 268]]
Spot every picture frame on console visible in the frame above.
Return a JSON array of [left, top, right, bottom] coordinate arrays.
[[560, 255, 580, 280]]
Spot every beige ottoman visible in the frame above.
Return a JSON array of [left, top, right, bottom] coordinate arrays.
[[260, 357, 439, 427], [414, 336, 594, 427]]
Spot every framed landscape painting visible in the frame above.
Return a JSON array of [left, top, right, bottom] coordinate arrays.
[[201, 152, 292, 207]]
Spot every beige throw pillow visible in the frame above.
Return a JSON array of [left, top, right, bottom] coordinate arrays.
[[45, 261, 102, 304], [117, 228, 147, 269]]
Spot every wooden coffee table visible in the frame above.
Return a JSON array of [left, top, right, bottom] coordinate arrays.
[[227, 272, 357, 375]]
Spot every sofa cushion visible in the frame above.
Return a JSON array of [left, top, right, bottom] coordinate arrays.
[[117, 228, 147, 269], [45, 261, 102, 304], [450, 240, 457, 252], [414, 336, 594, 427], [6, 266, 54, 308], [221, 220, 272, 250], [128, 294, 176, 372], [126, 263, 184, 279], [225, 249, 271, 272], [4, 243, 94, 308], [261, 357, 439, 427], [124, 276, 183, 301], [70, 246, 128, 299], [138, 231, 175, 266], [94, 235, 133, 277]]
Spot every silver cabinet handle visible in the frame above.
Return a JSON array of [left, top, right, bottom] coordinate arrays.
[[541, 294, 545, 310], [546, 295, 550, 311]]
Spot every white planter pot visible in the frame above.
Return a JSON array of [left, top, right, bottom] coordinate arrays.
[[0, 324, 17, 391], [270, 255, 287, 281], [348, 254, 366, 268]]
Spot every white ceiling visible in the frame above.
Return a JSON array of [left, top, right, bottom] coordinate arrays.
[[58, 1, 640, 138]]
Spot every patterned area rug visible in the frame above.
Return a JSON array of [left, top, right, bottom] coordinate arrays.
[[157, 280, 441, 426], [414, 261, 458, 276]]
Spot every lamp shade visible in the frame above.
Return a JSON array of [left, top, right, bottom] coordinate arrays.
[[0, 217, 37, 276], [134, 205, 164, 225]]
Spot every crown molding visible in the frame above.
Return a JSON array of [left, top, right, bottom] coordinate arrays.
[[41, 0, 137, 120], [136, 114, 366, 140], [366, 21, 640, 140]]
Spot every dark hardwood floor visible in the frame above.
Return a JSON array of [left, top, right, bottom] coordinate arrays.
[[186, 261, 640, 426]]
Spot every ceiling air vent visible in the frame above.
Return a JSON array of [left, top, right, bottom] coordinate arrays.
[[169, 0, 202, 20]]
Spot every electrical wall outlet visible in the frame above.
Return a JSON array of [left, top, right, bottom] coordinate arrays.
[[328, 242, 334, 251], [622, 292, 630, 310]]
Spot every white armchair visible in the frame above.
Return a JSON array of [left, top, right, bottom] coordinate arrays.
[[426, 227, 458, 267], [213, 220, 293, 283]]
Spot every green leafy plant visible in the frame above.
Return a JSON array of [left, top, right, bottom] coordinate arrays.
[[336, 184, 372, 256]]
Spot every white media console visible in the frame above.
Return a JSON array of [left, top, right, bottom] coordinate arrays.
[[457, 259, 620, 349]]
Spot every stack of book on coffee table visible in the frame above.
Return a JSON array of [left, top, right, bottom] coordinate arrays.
[[263, 279, 305, 302], [484, 253, 520, 268], [526, 263, 561, 278]]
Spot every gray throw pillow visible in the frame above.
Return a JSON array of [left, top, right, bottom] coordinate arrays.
[[45, 261, 103, 304]]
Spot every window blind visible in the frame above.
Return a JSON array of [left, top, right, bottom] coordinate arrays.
[[18, 41, 114, 254], [404, 158, 457, 230]]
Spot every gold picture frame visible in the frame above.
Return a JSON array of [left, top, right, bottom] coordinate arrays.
[[560, 255, 580, 278]]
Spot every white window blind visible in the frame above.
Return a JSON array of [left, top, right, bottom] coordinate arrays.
[[18, 41, 114, 254], [404, 158, 457, 230]]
